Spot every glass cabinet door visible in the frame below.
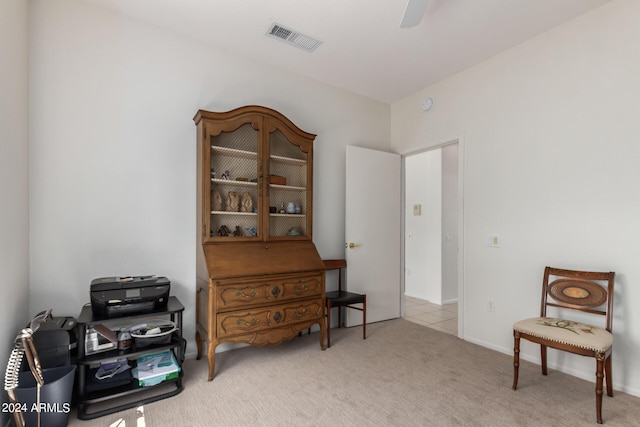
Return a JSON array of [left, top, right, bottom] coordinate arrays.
[[208, 123, 260, 240], [267, 129, 310, 239]]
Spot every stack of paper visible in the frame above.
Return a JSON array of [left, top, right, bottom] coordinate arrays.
[[132, 350, 180, 387]]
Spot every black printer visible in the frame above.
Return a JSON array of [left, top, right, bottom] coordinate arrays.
[[90, 275, 170, 319]]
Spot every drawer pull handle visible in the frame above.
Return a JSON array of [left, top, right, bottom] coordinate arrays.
[[293, 308, 311, 317], [293, 284, 309, 292], [271, 286, 281, 297], [237, 317, 258, 326], [273, 311, 282, 323], [236, 290, 257, 298]]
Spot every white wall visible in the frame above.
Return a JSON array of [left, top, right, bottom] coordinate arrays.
[[28, 0, 389, 357], [0, 0, 30, 417], [392, 0, 640, 395]]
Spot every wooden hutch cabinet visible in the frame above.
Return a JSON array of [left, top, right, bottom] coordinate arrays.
[[193, 106, 326, 381]]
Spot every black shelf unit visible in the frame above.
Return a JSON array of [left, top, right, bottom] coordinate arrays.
[[75, 296, 185, 420]]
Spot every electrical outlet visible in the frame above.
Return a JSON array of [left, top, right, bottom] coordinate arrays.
[[487, 299, 496, 312], [488, 234, 500, 248]]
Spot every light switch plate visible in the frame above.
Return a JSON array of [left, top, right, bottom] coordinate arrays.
[[413, 204, 421, 216]]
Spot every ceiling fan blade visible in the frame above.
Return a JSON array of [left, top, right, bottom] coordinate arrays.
[[400, 0, 429, 29]]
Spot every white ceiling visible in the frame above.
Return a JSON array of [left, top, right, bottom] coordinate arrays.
[[83, 0, 612, 103]]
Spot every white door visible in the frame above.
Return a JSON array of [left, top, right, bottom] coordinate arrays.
[[345, 146, 402, 325]]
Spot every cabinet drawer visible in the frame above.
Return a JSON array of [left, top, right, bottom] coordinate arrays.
[[281, 275, 323, 299], [217, 298, 323, 338], [216, 274, 322, 309]]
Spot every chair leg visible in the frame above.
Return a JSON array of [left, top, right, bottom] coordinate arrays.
[[512, 331, 520, 390], [596, 353, 605, 424], [605, 355, 613, 397], [326, 301, 332, 348], [362, 295, 367, 340], [540, 344, 548, 376]]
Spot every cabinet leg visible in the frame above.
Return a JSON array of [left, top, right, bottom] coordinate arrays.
[[318, 320, 327, 351], [207, 345, 216, 381], [195, 331, 202, 360]]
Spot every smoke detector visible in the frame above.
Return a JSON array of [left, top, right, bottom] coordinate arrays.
[[265, 22, 322, 53]]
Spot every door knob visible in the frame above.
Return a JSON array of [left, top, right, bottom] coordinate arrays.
[[346, 242, 361, 249]]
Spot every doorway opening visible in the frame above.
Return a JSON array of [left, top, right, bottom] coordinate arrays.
[[402, 142, 461, 336]]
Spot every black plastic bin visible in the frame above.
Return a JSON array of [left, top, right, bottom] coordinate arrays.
[[13, 366, 76, 427]]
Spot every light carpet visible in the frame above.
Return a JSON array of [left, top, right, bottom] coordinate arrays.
[[68, 319, 640, 426]]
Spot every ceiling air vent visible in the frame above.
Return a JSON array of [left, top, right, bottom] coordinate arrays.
[[265, 22, 322, 53]]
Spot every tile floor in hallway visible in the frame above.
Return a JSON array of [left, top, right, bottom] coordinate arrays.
[[404, 296, 458, 336]]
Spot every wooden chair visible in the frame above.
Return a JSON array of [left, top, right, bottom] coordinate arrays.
[[323, 259, 366, 348], [512, 266, 615, 424]]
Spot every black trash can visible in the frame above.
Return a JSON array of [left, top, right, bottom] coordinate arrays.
[[13, 366, 76, 427]]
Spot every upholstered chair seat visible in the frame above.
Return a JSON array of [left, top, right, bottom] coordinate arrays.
[[513, 317, 613, 353]]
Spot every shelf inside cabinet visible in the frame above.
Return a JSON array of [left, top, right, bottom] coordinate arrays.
[[269, 184, 306, 192], [211, 146, 258, 159], [210, 211, 258, 216], [270, 154, 306, 166], [211, 178, 257, 187]]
